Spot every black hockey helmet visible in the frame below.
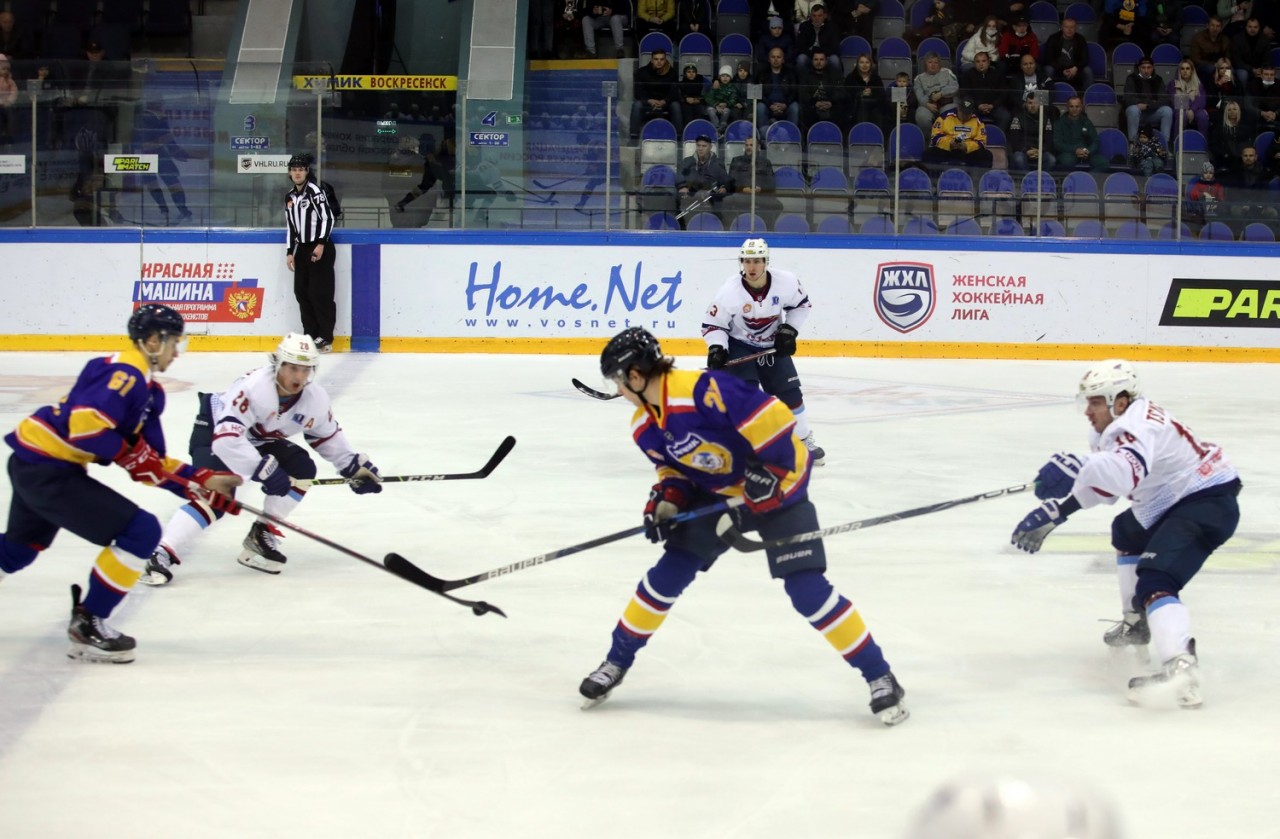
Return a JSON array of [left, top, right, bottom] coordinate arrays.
[[128, 304, 184, 342], [287, 153, 313, 170], [600, 327, 664, 380]]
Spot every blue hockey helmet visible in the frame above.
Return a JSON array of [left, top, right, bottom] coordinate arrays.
[[600, 327, 664, 380], [128, 304, 184, 343]]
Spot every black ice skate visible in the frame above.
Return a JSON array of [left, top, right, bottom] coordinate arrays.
[[1103, 611, 1150, 647], [238, 521, 287, 574], [868, 672, 909, 726], [1128, 639, 1201, 709], [579, 660, 627, 709], [139, 545, 179, 586], [67, 584, 136, 663], [802, 433, 826, 466]]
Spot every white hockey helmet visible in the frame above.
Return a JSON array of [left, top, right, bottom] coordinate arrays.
[[272, 332, 321, 378], [1077, 359, 1140, 414], [904, 774, 1125, 839], [739, 237, 769, 265]]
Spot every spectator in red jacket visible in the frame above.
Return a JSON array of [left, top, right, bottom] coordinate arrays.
[[997, 15, 1039, 76]]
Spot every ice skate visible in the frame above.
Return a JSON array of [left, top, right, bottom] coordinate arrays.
[[1103, 611, 1150, 647], [868, 672, 909, 726], [801, 433, 826, 466], [139, 545, 179, 586], [579, 660, 627, 709], [67, 584, 136, 664], [237, 521, 287, 574], [1127, 639, 1201, 709]]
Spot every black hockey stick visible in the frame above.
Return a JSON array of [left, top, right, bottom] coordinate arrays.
[[166, 474, 505, 617], [414, 497, 746, 592], [716, 483, 1033, 552], [572, 350, 778, 401], [307, 435, 517, 486]]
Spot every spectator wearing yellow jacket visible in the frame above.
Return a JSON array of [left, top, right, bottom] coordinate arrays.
[[923, 98, 994, 167]]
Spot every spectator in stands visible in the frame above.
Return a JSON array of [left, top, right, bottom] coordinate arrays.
[[798, 48, 849, 130], [530, 0, 556, 60], [755, 16, 795, 71], [755, 46, 801, 126], [676, 62, 709, 121], [924, 97, 993, 167], [795, 3, 842, 76], [723, 134, 784, 228], [676, 133, 730, 219], [961, 50, 1011, 130], [908, 0, 967, 51], [635, 0, 678, 41], [1230, 16, 1271, 87], [1008, 52, 1051, 111], [893, 71, 919, 126], [67, 40, 113, 107], [0, 54, 16, 143], [1212, 100, 1254, 173], [913, 52, 960, 132], [1102, 0, 1147, 50], [1129, 125, 1168, 173], [1170, 59, 1210, 136], [1147, 0, 1183, 49], [1041, 18, 1094, 92], [996, 0, 1029, 28], [677, 0, 712, 39], [730, 60, 754, 121], [1191, 16, 1232, 86], [630, 48, 681, 140], [952, 0, 988, 43], [961, 16, 1003, 73], [1222, 145, 1278, 224], [845, 53, 890, 130], [1208, 56, 1244, 127], [1246, 64, 1280, 132], [0, 11, 33, 61], [1054, 94, 1109, 169], [1008, 90, 1058, 170], [842, 0, 879, 41], [706, 65, 742, 135], [1123, 56, 1174, 142], [1186, 161, 1226, 228], [581, 1, 628, 58], [1220, 0, 1251, 38], [997, 15, 1039, 75]]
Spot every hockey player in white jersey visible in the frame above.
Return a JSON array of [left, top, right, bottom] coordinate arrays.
[[1011, 360, 1241, 708], [701, 238, 825, 464], [140, 333, 382, 583]]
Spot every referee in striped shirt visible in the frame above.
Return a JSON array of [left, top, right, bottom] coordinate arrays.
[[285, 153, 336, 353]]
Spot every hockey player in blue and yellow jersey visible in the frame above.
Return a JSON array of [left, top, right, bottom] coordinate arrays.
[[0, 304, 241, 663], [578, 327, 909, 725]]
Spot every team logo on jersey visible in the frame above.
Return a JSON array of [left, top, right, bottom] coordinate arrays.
[[874, 261, 935, 333], [668, 434, 731, 473]]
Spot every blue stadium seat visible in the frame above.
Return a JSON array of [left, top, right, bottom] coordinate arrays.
[[774, 213, 810, 232], [1243, 223, 1276, 241], [1199, 222, 1234, 241]]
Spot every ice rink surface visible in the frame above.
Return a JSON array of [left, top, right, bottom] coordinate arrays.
[[1, 351, 1277, 839]]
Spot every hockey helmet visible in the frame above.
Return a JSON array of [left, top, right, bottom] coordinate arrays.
[[287, 153, 312, 171], [1077, 359, 1140, 413], [739, 238, 770, 265], [273, 333, 321, 374], [904, 774, 1124, 839], [600, 327, 664, 381], [128, 304, 184, 343]]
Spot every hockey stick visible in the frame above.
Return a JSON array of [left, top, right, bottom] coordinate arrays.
[[415, 497, 746, 592], [164, 474, 505, 617], [716, 483, 1033, 552], [307, 435, 517, 486], [675, 184, 723, 220], [572, 350, 778, 401]]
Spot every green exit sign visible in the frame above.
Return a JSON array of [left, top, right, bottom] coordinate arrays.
[[505, 114, 522, 125]]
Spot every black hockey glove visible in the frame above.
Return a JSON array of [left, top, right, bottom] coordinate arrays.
[[707, 345, 728, 369], [340, 453, 383, 495], [774, 324, 798, 356]]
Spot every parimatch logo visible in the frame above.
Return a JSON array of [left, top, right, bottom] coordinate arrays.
[[1160, 279, 1280, 327]]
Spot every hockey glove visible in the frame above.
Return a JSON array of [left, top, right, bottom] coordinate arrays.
[[187, 468, 243, 515], [115, 438, 167, 486], [742, 461, 788, 514], [773, 324, 798, 357], [1011, 499, 1071, 554], [1034, 452, 1083, 501], [706, 345, 728, 370], [644, 480, 691, 542], [252, 454, 292, 497], [340, 453, 383, 495]]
